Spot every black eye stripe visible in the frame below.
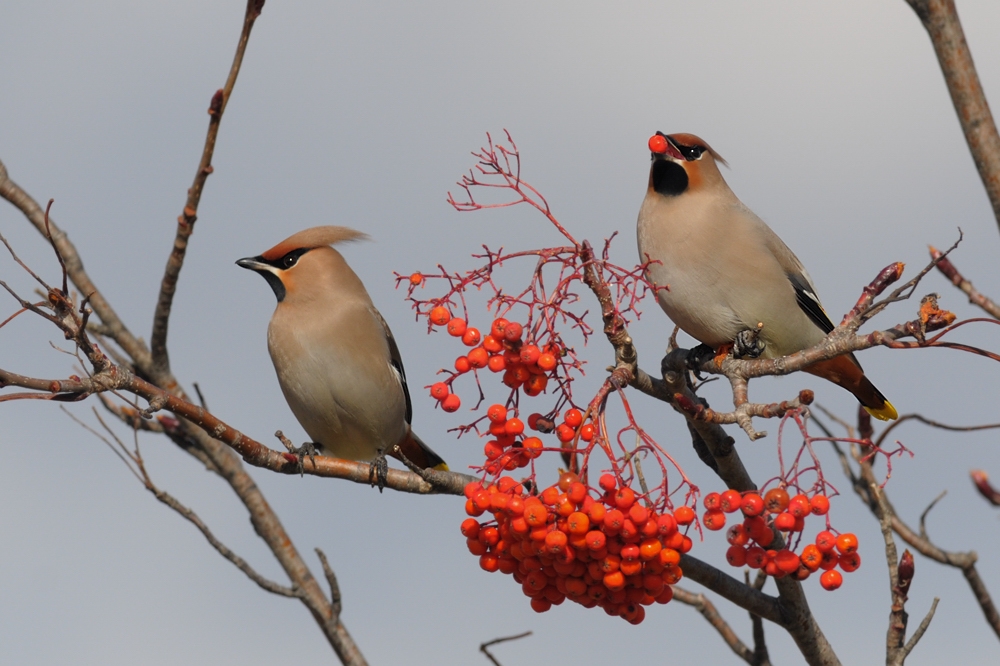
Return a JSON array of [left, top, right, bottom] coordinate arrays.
[[677, 144, 704, 161]]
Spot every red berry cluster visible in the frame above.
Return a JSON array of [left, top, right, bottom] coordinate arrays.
[[425, 310, 565, 413], [462, 472, 693, 624], [706, 488, 859, 590]]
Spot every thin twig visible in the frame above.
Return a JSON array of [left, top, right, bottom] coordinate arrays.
[[479, 631, 532, 666]]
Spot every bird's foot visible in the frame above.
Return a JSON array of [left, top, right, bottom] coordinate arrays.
[[733, 323, 765, 359], [686, 344, 716, 380], [368, 449, 389, 493], [275, 430, 317, 476]]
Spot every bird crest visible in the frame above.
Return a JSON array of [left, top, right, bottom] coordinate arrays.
[[261, 225, 369, 261]]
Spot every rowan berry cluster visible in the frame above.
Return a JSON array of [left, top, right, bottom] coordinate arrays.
[[422, 309, 567, 416], [462, 471, 690, 623], [707, 487, 860, 590]]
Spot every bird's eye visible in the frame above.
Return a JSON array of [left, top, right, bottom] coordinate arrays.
[[681, 145, 704, 161], [282, 253, 299, 268]]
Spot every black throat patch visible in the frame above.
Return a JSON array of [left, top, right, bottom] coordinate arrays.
[[651, 159, 688, 196]]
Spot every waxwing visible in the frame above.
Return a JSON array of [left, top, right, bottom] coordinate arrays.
[[237, 226, 448, 468], [636, 132, 897, 421]]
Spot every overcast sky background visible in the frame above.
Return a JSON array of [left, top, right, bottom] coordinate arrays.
[[3, 1, 1000, 664]]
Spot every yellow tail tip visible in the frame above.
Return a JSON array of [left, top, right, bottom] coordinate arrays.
[[433, 462, 450, 472], [864, 401, 898, 421]]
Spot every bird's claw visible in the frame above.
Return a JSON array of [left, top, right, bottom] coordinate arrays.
[[288, 441, 318, 476], [733, 324, 765, 359], [686, 343, 716, 380], [369, 449, 389, 493]]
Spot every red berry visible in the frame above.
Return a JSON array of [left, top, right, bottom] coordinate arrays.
[[537, 352, 557, 371], [487, 355, 506, 373], [599, 474, 617, 492], [820, 570, 843, 591], [467, 347, 488, 368], [674, 506, 695, 526], [720, 489, 742, 513], [774, 549, 800, 574], [503, 322, 523, 342], [788, 494, 811, 518], [579, 423, 595, 441], [446, 318, 467, 337], [564, 409, 583, 428], [726, 523, 750, 547], [441, 393, 461, 412], [741, 493, 764, 517], [726, 545, 747, 567], [487, 404, 507, 423], [460, 518, 480, 538], [556, 424, 576, 443], [490, 318, 509, 339], [454, 356, 471, 373], [520, 345, 541, 365], [703, 492, 722, 511], [409, 272, 423, 285], [522, 437, 543, 459], [815, 530, 837, 553], [810, 495, 830, 516], [648, 134, 668, 154], [763, 488, 790, 514], [614, 487, 636, 511], [774, 512, 796, 532], [429, 305, 451, 326], [703, 509, 726, 531], [835, 533, 859, 555], [483, 335, 503, 353], [505, 418, 525, 436], [461, 327, 481, 347], [839, 552, 861, 573], [429, 382, 449, 401]]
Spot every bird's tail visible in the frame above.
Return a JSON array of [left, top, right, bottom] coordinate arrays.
[[392, 429, 449, 471], [804, 355, 898, 421]]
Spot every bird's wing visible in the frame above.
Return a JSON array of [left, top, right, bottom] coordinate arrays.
[[373, 308, 413, 425], [756, 221, 837, 335]]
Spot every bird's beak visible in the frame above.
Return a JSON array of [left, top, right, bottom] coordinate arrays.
[[236, 256, 270, 272], [651, 131, 685, 162]]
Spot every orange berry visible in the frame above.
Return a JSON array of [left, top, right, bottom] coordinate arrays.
[[489, 318, 509, 339], [488, 421, 507, 437], [523, 374, 548, 396], [579, 423, 595, 441], [567, 512, 590, 535], [503, 322, 523, 342], [703, 509, 726, 531], [788, 494, 811, 518], [746, 546, 767, 569], [467, 538, 487, 556], [446, 318, 467, 337], [564, 409, 583, 428], [429, 382, 449, 401], [429, 305, 451, 326], [656, 514, 677, 536], [522, 437, 543, 459], [603, 571, 626, 591], [505, 418, 525, 436], [585, 530, 606, 551], [659, 548, 681, 567], [587, 502, 607, 525], [648, 134, 668, 154], [614, 487, 636, 511], [815, 530, 837, 553], [703, 492, 721, 511], [800, 544, 822, 571], [487, 404, 507, 423], [540, 486, 561, 506], [629, 504, 649, 525], [774, 512, 796, 532], [674, 506, 695, 526], [467, 347, 488, 368], [461, 327, 481, 347], [719, 489, 742, 513], [567, 481, 587, 504], [726, 523, 749, 547], [483, 335, 503, 353], [819, 550, 839, 571], [810, 494, 830, 516], [726, 545, 747, 567], [763, 488, 790, 514], [409, 272, 423, 285], [598, 474, 617, 492], [603, 509, 625, 533], [774, 549, 800, 574], [639, 538, 662, 561], [835, 533, 859, 555], [554, 424, 574, 443], [460, 518, 481, 539], [520, 344, 541, 365], [483, 440, 503, 460], [441, 393, 461, 412], [820, 569, 843, 591], [740, 493, 764, 517], [544, 530, 568, 554], [454, 356, 471, 373], [537, 352, 557, 371], [487, 354, 506, 373], [524, 504, 549, 528], [839, 552, 861, 573]]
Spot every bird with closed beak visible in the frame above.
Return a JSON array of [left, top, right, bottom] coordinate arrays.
[[237, 226, 448, 470], [637, 131, 897, 421]]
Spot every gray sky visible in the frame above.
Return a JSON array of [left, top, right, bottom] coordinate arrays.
[[3, 1, 1000, 664]]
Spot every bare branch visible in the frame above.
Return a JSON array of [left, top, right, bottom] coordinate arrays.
[[672, 586, 757, 664], [904, 0, 1000, 233], [930, 245, 1000, 319], [479, 631, 532, 666]]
